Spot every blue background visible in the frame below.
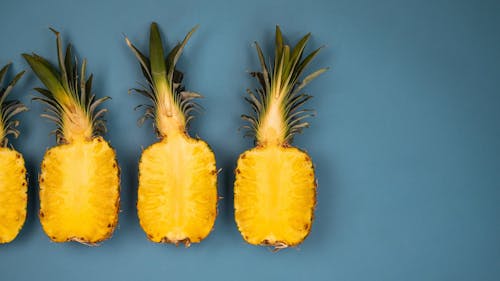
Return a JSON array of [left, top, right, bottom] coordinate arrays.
[[1, 0, 499, 280]]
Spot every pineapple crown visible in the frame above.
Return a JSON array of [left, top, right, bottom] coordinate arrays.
[[23, 29, 109, 144], [242, 26, 327, 146], [0, 63, 27, 147], [125, 22, 201, 138]]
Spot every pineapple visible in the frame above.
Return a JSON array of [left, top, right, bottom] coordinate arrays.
[[126, 22, 217, 246], [234, 26, 327, 249], [0, 63, 27, 244], [23, 29, 120, 244]]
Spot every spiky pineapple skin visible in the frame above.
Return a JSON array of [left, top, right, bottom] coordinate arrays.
[[0, 148, 27, 243], [138, 134, 217, 245], [39, 137, 119, 244], [234, 145, 316, 247]]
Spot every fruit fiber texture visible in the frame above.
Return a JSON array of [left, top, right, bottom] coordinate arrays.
[[0, 148, 27, 244], [235, 146, 316, 246], [138, 135, 217, 244], [39, 137, 119, 243]]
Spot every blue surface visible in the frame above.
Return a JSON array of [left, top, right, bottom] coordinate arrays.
[[1, 0, 499, 280]]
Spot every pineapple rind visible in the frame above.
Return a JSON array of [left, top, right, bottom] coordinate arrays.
[[0, 148, 27, 244], [138, 134, 217, 245], [234, 145, 316, 247], [39, 137, 119, 244]]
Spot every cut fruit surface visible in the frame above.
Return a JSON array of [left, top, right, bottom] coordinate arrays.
[[0, 148, 27, 243], [138, 134, 217, 245], [235, 146, 316, 246], [39, 137, 119, 243]]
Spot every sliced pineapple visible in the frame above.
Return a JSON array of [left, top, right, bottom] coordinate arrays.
[[138, 135, 216, 244], [235, 146, 315, 246], [0, 63, 27, 244], [39, 137, 119, 243], [235, 26, 326, 249], [23, 29, 120, 244], [126, 23, 217, 246]]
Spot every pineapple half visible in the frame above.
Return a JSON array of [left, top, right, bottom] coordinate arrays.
[[0, 63, 28, 244], [23, 29, 120, 244], [126, 23, 217, 246], [235, 26, 327, 249]]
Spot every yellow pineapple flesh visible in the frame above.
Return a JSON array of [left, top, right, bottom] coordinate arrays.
[[39, 137, 119, 243], [138, 135, 216, 244], [0, 148, 27, 244], [235, 26, 326, 248], [0, 63, 27, 244], [23, 30, 119, 244], [127, 22, 217, 246], [235, 146, 315, 246]]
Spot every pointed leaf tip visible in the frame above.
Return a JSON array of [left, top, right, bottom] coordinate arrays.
[[48, 27, 60, 35], [149, 20, 167, 91]]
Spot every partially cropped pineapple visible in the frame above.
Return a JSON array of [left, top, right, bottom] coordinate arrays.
[[235, 26, 327, 249], [0, 63, 27, 244], [23, 29, 120, 244], [126, 23, 217, 246]]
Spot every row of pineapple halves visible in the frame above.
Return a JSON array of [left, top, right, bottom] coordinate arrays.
[[0, 23, 326, 250]]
